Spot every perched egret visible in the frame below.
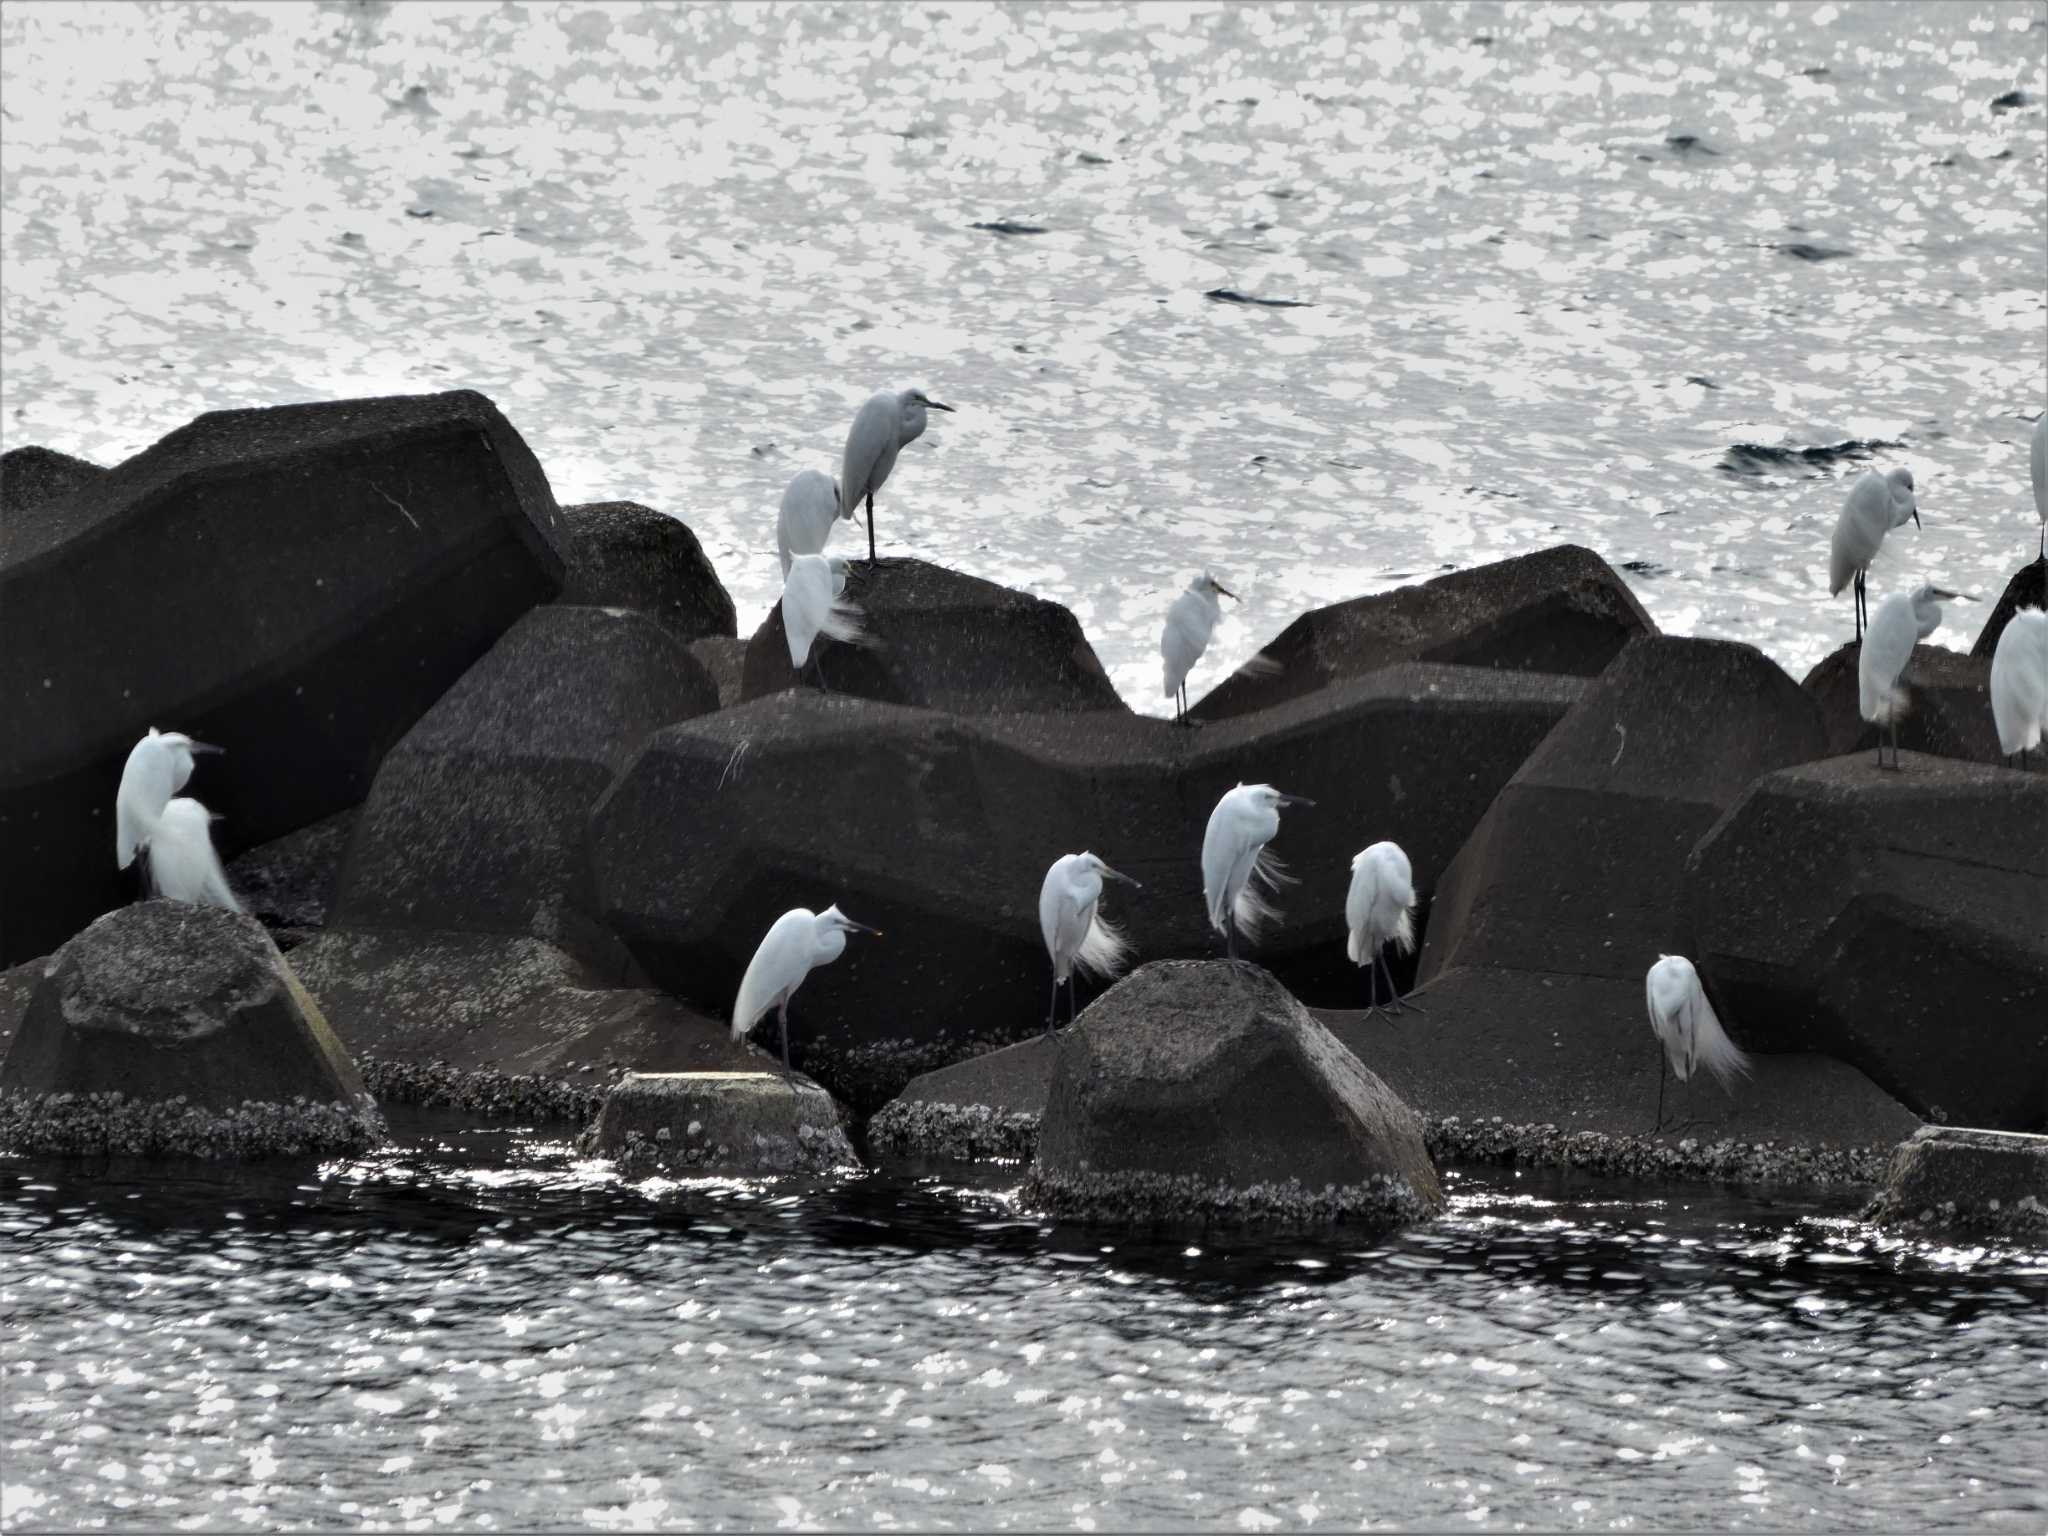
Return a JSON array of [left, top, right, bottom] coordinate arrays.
[[731, 904, 880, 1072], [840, 387, 953, 563], [1038, 852, 1141, 1034], [1201, 783, 1313, 959], [776, 469, 843, 576], [1859, 582, 1964, 768], [1989, 606, 2048, 767], [115, 727, 221, 871], [2031, 414, 2046, 561], [1829, 467, 1920, 641], [781, 552, 863, 687], [1161, 572, 1235, 724], [1345, 840, 1424, 1018], [146, 797, 242, 913], [1644, 954, 1750, 1133]]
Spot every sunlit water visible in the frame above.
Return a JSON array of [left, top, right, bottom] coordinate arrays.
[[3, 2, 2044, 712], [4, 1113, 2046, 1532]]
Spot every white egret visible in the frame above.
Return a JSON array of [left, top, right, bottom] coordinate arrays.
[[776, 469, 842, 577], [1859, 582, 1966, 768], [731, 904, 881, 1072], [780, 552, 863, 687], [1161, 572, 1235, 724], [840, 387, 953, 563], [1828, 467, 1920, 641], [115, 726, 221, 870], [1346, 840, 1424, 1018], [2031, 414, 2046, 561], [1989, 606, 2048, 767], [146, 797, 242, 913], [1644, 954, 1750, 1133], [1038, 852, 1142, 1034], [1201, 783, 1313, 960]]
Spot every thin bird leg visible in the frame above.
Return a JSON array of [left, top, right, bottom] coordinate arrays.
[[1888, 715, 1901, 771], [1069, 977, 1080, 1029], [866, 493, 877, 563], [1046, 975, 1060, 1036], [778, 998, 792, 1074], [1382, 950, 1427, 1014], [813, 650, 831, 692], [1225, 922, 1237, 962], [1653, 1054, 1668, 1136]]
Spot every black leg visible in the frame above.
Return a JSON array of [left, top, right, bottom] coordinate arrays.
[[866, 493, 877, 563], [1068, 978, 1079, 1028], [1653, 1053, 1667, 1135], [1225, 923, 1236, 961], [1046, 975, 1060, 1036], [778, 999, 791, 1073]]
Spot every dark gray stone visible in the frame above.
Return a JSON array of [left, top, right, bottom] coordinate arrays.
[[330, 606, 718, 969], [1687, 753, 2048, 1130], [0, 902, 380, 1158], [688, 637, 748, 710], [0, 446, 103, 515], [0, 389, 566, 965], [1190, 544, 1655, 721], [1973, 559, 2047, 660], [578, 1071, 856, 1174], [225, 807, 358, 946], [1802, 641, 2006, 765], [1865, 1126, 2048, 1238], [1021, 961, 1443, 1227], [560, 500, 737, 642], [740, 556, 1126, 713]]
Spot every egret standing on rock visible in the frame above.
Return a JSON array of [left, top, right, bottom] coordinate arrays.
[[841, 387, 954, 563], [1346, 840, 1423, 1018], [1859, 581, 1965, 769], [1990, 607, 2048, 767], [781, 552, 863, 688], [146, 798, 242, 913], [115, 727, 221, 872], [2030, 414, 2046, 561], [1829, 467, 1920, 642], [1202, 783, 1313, 960], [1161, 572, 1235, 724], [1644, 954, 1750, 1134], [777, 469, 843, 576], [732, 904, 881, 1072], [1038, 852, 1141, 1035]]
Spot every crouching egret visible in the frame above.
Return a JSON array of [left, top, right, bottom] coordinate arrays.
[[732, 904, 880, 1072], [1990, 606, 2048, 767], [1202, 783, 1313, 960], [1161, 572, 1235, 724], [1829, 467, 1920, 641], [777, 469, 843, 576], [147, 798, 242, 913], [1346, 840, 1423, 1019], [1038, 852, 1141, 1034], [841, 387, 953, 563], [2031, 414, 2045, 561], [116, 727, 221, 871], [1859, 582, 1965, 768], [1644, 954, 1749, 1133], [781, 552, 863, 687]]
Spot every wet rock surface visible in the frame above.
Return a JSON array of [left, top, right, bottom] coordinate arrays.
[[1020, 961, 1443, 1228], [0, 388, 566, 966], [577, 1071, 857, 1175], [1802, 641, 2005, 765], [0, 445, 104, 515], [558, 500, 737, 642], [0, 902, 381, 1159], [1972, 559, 2047, 660], [225, 807, 358, 948], [1864, 1125, 2048, 1240]]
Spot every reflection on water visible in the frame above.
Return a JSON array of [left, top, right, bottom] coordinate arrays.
[[3, 1114, 2045, 1531], [2, 3, 2043, 710]]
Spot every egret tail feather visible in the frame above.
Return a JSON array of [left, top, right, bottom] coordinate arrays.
[[1072, 910, 1131, 983]]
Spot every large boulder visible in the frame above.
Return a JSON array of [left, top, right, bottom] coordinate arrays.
[[578, 1072, 856, 1175], [688, 637, 748, 710], [739, 557, 1127, 713], [329, 606, 717, 969], [1972, 559, 2046, 659], [558, 500, 737, 642], [0, 446, 103, 515], [1421, 636, 1825, 982], [1190, 544, 1655, 720], [1020, 961, 1442, 1227], [0, 390, 567, 965], [1688, 753, 2048, 1130], [1864, 1126, 2048, 1240], [0, 902, 382, 1158], [1802, 642, 2003, 765], [590, 662, 1584, 1108]]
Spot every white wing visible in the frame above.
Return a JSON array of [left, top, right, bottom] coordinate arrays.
[[1160, 589, 1215, 697], [732, 909, 816, 1041], [1829, 471, 1890, 595], [776, 470, 840, 576], [1857, 594, 1918, 723], [147, 798, 241, 912], [840, 392, 903, 516], [115, 731, 176, 869]]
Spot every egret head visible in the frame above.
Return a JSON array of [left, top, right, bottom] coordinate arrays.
[[1077, 852, 1142, 888], [909, 389, 954, 415], [1198, 571, 1237, 600], [820, 904, 881, 937], [1243, 783, 1315, 811], [1886, 466, 1920, 529]]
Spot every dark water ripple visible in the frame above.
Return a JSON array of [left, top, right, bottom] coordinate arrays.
[[4, 1115, 2045, 1531]]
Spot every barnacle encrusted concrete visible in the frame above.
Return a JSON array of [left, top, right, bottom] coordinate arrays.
[[1864, 1126, 2048, 1240], [576, 1071, 858, 1175]]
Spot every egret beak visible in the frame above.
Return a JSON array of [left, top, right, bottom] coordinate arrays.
[[1275, 791, 1316, 808], [1910, 508, 1922, 530], [1100, 863, 1142, 889], [926, 400, 956, 413], [189, 741, 225, 755], [1211, 582, 1237, 600], [1933, 588, 1969, 601], [844, 918, 882, 936]]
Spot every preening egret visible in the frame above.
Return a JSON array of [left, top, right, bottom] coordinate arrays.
[[1161, 572, 1235, 724], [146, 797, 242, 913], [777, 469, 843, 576], [1346, 840, 1424, 1018], [1038, 852, 1141, 1034], [115, 727, 221, 871], [1201, 783, 1313, 959], [1644, 954, 1749, 1133], [781, 552, 863, 687], [731, 904, 880, 1071], [840, 387, 953, 563], [2031, 414, 2046, 561], [1859, 582, 1963, 768], [1989, 606, 2048, 767], [1828, 467, 1920, 641]]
